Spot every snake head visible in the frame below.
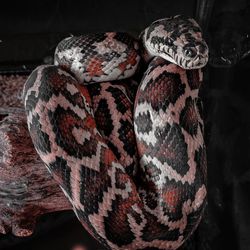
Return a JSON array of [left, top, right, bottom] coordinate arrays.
[[143, 15, 209, 69]]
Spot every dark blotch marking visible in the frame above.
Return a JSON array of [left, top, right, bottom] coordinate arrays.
[[118, 119, 137, 157], [153, 123, 190, 176], [29, 113, 51, 154], [194, 146, 207, 183], [94, 98, 114, 137], [48, 106, 98, 159], [49, 156, 72, 198], [140, 70, 186, 111], [24, 90, 40, 114], [142, 211, 179, 241], [142, 162, 162, 184], [196, 97, 205, 134], [161, 174, 205, 222], [144, 192, 158, 210], [181, 201, 206, 240], [106, 85, 129, 115], [88, 83, 102, 97], [107, 141, 121, 160], [186, 69, 201, 90], [179, 97, 199, 136], [38, 66, 78, 103], [104, 194, 135, 246], [134, 111, 153, 134], [130, 209, 143, 225], [26, 66, 86, 113], [160, 178, 186, 221], [150, 36, 165, 47], [79, 148, 112, 215], [126, 162, 136, 177]]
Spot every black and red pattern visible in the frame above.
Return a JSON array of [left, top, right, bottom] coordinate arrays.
[[138, 70, 186, 111], [23, 16, 208, 250], [134, 56, 207, 248], [88, 81, 138, 177], [54, 32, 140, 84]]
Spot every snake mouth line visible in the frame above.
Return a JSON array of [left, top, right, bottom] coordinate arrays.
[[175, 55, 208, 69]]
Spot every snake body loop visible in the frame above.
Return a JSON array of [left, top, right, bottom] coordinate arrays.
[[54, 32, 140, 84]]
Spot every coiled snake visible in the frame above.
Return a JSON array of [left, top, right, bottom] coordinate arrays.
[[23, 15, 208, 250]]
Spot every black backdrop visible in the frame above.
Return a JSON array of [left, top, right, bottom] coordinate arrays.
[[1, 0, 250, 250], [0, 0, 196, 71], [0, 0, 196, 34]]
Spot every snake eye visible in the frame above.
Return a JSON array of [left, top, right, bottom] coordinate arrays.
[[164, 37, 174, 46], [184, 48, 197, 58]]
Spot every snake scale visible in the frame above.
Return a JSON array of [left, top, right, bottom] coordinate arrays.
[[23, 15, 208, 249]]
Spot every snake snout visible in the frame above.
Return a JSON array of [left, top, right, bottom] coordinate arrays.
[[180, 41, 208, 69], [196, 42, 209, 67]]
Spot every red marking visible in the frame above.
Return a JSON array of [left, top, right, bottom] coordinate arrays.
[[118, 61, 128, 72], [118, 52, 138, 72], [50, 72, 66, 89], [104, 148, 116, 166], [84, 115, 96, 129], [86, 57, 104, 77], [163, 187, 180, 211], [65, 114, 77, 127], [127, 52, 137, 66], [77, 84, 92, 105]]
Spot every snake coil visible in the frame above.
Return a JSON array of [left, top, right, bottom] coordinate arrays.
[[23, 15, 208, 250]]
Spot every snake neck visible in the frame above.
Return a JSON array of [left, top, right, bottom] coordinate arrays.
[[139, 28, 155, 64]]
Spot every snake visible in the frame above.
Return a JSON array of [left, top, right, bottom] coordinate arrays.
[[23, 15, 208, 250]]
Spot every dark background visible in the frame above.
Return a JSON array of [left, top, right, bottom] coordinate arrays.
[[1, 0, 250, 249]]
